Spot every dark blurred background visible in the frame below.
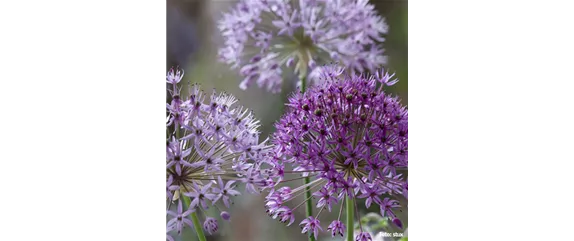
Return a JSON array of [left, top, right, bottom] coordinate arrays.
[[167, 1, 407, 240]]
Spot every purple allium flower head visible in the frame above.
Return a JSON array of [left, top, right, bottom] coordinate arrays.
[[166, 67, 275, 236], [265, 67, 407, 238], [218, 0, 389, 93]]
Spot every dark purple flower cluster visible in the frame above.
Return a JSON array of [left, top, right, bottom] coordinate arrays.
[[165, 68, 274, 239], [218, 0, 388, 92], [265, 67, 408, 239]]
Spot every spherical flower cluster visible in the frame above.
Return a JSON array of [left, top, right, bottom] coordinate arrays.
[[218, 0, 388, 93], [166, 68, 273, 239], [265, 67, 407, 239]]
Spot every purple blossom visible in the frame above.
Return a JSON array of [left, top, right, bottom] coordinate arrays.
[[313, 187, 338, 212], [203, 217, 218, 235], [242, 166, 270, 194], [166, 68, 183, 85], [375, 69, 398, 86], [185, 183, 217, 210], [356, 232, 372, 241], [166, 200, 194, 235], [193, 146, 225, 172], [358, 183, 384, 209], [300, 216, 323, 240], [220, 211, 231, 221], [272, 206, 295, 226], [265, 67, 408, 238], [166, 142, 193, 175], [218, 0, 389, 92], [379, 198, 401, 219], [392, 217, 404, 229], [212, 177, 240, 208], [327, 220, 345, 237], [272, 9, 300, 36], [264, 186, 291, 212], [166, 68, 274, 236], [166, 175, 179, 200]]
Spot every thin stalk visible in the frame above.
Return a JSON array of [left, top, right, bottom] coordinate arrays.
[[300, 76, 315, 241], [346, 195, 354, 241], [182, 196, 207, 241]]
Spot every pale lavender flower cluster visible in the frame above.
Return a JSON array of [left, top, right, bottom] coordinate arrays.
[[265, 67, 408, 240], [166, 68, 273, 239], [218, 0, 388, 92]]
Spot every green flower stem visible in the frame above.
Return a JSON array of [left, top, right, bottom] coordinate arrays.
[[301, 75, 307, 93], [300, 76, 315, 241], [182, 196, 207, 241], [304, 176, 315, 241], [346, 195, 354, 241], [190, 212, 207, 241]]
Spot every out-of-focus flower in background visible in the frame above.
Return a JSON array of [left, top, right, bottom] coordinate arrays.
[[217, 0, 388, 93]]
